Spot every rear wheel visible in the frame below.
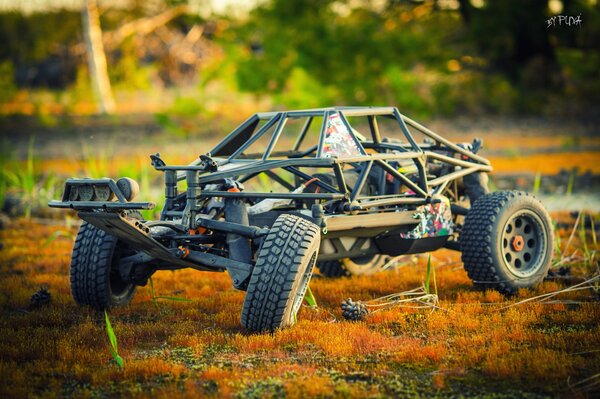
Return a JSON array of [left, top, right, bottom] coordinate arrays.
[[317, 254, 388, 278], [317, 260, 349, 277], [241, 214, 320, 332], [70, 215, 140, 309], [461, 191, 553, 294]]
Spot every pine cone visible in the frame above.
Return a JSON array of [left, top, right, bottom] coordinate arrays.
[[30, 288, 51, 309], [341, 298, 369, 321]]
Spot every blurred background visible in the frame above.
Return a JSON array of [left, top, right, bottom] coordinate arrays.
[[0, 0, 599, 219]]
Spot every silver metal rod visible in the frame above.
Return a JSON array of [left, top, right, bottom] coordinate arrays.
[[401, 114, 491, 165]]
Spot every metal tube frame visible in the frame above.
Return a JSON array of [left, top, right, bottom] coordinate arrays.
[[155, 106, 492, 222], [50, 107, 494, 280]]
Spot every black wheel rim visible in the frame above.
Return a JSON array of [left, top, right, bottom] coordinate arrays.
[[501, 210, 548, 278]]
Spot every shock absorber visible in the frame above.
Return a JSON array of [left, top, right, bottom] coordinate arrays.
[[224, 198, 252, 266], [182, 170, 201, 228]]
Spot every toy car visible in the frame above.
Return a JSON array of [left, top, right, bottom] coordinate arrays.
[[49, 107, 554, 332]]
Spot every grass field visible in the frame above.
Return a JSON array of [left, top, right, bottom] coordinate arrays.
[[0, 211, 598, 398], [1, 118, 599, 398]]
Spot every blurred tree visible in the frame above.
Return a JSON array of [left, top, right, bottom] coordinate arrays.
[[457, 0, 559, 86], [0, 11, 81, 88], [82, 0, 115, 113], [232, 0, 456, 113], [0, 0, 598, 117]]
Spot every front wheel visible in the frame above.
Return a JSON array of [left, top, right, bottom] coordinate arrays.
[[461, 191, 554, 295], [241, 214, 320, 332], [70, 221, 138, 309]]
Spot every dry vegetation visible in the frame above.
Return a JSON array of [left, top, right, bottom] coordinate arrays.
[[0, 211, 598, 398], [1, 122, 599, 397]]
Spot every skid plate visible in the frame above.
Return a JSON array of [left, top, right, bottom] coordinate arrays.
[[78, 212, 213, 270]]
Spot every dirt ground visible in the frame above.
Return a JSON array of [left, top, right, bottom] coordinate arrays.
[[0, 211, 598, 398]]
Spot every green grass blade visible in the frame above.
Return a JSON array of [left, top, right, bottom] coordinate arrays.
[[533, 171, 541, 194], [104, 310, 123, 368], [26, 136, 35, 193], [104, 310, 117, 351], [156, 296, 193, 302], [149, 276, 158, 307], [432, 258, 438, 297], [552, 221, 562, 260], [590, 213, 597, 246], [42, 230, 74, 247], [579, 214, 589, 258], [566, 172, 575, 197], [304, 285, 317, 308], [425, 254, 431, 295], [3, 169, 21, 186]]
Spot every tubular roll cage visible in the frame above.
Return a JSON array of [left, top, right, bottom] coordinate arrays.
[[154, 106, 492, 223]]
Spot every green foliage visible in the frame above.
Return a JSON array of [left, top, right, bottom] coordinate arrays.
[[104, 310, 124, 368], [117, 159, 163, 220], [230, 0, 478, 115], [0, 174, 6, 211], [0, 60, 16, 103], [2, 137, 58, 218], [154, 96, 206, 138], [273, 67, 338, 109], [154, 113, 187, 138], [0, 11, 81, 66], [1, 1, 600, 118], [384, 66, 431, 119], [66, 67, 94, 113], [111, 38, 153, 91], [81, 142, 111, 179], [0, 138, 12, 209]]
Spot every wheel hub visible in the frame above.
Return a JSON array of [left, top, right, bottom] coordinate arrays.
[[501, 210, 547, 278], [511, 235, 525, 252]]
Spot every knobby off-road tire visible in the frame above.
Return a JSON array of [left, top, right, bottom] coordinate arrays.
[[241, 214, 320, 332], [317, 260, 349, 277], [70, 219, 138, 309], [461, 191, 554, 295], [317, 254, 388, 278]]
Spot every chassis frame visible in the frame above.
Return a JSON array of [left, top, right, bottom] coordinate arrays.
[[50, 106, 492, 290]]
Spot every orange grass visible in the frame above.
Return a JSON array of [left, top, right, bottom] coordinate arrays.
[[488, 151, 600, 174], [0, 215, 599, 398]]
